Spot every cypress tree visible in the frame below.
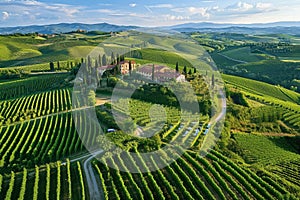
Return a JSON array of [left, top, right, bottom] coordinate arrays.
[[50, 62, 55, 71]]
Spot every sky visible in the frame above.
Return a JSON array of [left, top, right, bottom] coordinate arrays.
[[0, 0, 300, 27]]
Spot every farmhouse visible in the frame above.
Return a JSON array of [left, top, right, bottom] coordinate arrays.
[[136, 64, 185, 82], [120, 60, 136, 75]]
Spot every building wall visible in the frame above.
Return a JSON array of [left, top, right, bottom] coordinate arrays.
[[120, 62, 136, 74]]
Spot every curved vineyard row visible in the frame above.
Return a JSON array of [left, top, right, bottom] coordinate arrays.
[[0, 88, 72, 125], [0, 73, 69, 100], [93, 149, 291, 200], [0, 112, 97, 172], [0, 161, 86, 200]]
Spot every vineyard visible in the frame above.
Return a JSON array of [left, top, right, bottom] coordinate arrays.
[[223, 74, 300, 104], [223, 74, 300, 131], [233, 134, 300, 189], [0, 73, 298, 199], [0, 160, 86, 200], [1, 147, 297, 200], [0, 88, 72, 125], [0, 110, 101, 173], [93, 149, 296, 200], [0, 30, 299, 199], [110, 98, 209, 149], [0, 74, 69, 100]]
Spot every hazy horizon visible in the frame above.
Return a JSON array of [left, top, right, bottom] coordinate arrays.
[[1, 0, 300, 27]]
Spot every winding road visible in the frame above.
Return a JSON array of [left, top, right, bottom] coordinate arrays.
[[83, 150, 104, 200]]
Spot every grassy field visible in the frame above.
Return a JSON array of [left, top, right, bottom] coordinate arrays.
[[130, 48, 194, 68], [221, 46, 265, 62], [0, 33, 109, 67]]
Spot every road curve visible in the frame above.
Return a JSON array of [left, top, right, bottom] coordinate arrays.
[[83, 150, 104, 200]]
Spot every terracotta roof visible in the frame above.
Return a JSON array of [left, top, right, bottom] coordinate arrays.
[[137, 64, 184, 81], [119, 60, 136, 64]]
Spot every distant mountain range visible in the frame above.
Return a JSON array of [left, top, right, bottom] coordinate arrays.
[[168, 21, 300, 29], [0, 23, 138, 35], [0, 21, 300, 35], [166, 22, 300, 35]]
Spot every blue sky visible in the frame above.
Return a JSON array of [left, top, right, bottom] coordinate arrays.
[[0, 0, 300, 27]]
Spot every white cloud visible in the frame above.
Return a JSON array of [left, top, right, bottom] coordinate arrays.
[[225, 2, 274, 13], [95, 9, 116, 14], [129, 3, 136, 8], [164, 14, 190, 21], [226, 2, 254, 11], [2, 11, 9, 20], [256, 3, 272, 10], [148, 4, 173, 9], [21, 0, 42, 6], [0, 0, 81, 16], [173, 7, 210, 18], [189, 7, 210, 17]]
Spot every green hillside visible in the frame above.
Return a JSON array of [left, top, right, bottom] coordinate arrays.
[[221, 46, 264, 62], [0, 32, 109, 67], [222, 74, 300, 104], [129, 48, 193, 68]]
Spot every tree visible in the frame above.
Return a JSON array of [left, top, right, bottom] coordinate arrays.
[[114, 65, 119, 75], [87, 55, 92, 69], [102, 55, 107, 66], [194, 67, 196, 73], [111, 52, 115, 64], [188, 69, 192, 75], [98, 54, 102, 66], [120, 55, 125, 62], [152, 64, 155, 81], [57, 61, 60, 70], [175, 62, 179, 72], [129, 61, 132, 76], [212, 74, 215, 87], [116, 53, 120, 64], [50, 62, 55, 71], [183, 65, 187, 74]]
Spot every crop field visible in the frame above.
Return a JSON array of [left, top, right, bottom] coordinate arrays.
[[0, 160, 86, 200], [223, 74, 300, 132], [222, 74, 300, 104], [0, 88, 72, 125], [94, 149, 294, 200], [234, 133, 300, 165], [0, 73, 69, 100], [233, 133, 300, 191], [0, 112, 97, 173]]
